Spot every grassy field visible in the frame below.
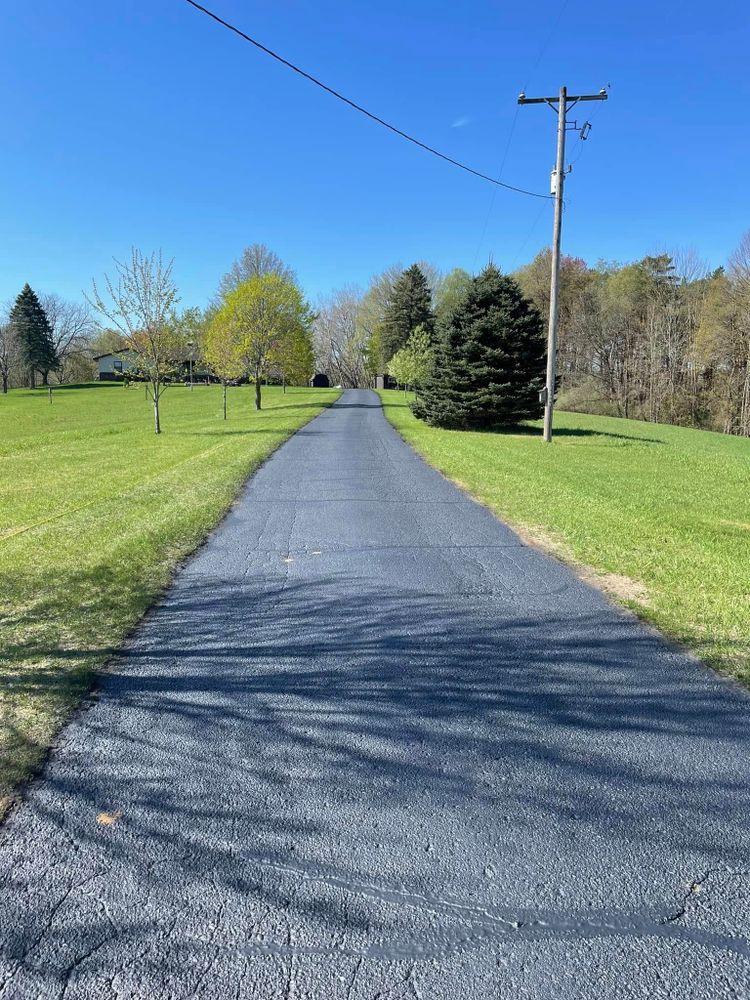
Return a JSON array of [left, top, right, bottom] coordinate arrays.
[[0, 382, 338, 815], [379, 390, 750, 686]]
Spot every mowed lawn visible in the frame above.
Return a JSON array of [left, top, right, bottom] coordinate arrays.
[[0, 382, 338, 815], [379, 390, 750, 686]]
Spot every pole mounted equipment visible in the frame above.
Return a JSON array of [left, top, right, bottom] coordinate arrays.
[[518, 86, 608, 443]]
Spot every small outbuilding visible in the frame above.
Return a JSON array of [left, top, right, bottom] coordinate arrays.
[[311, 372, 330, 388]]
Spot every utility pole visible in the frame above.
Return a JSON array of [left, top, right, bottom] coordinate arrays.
[[518, 86, 608, 442]]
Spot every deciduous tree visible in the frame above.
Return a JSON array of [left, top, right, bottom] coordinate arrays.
[[0, 320, 20, 394], [387, 324, 433, 393], [275, 324, 315, 389], [315, 288, 369, 387], [87, 249, 181, 434], [203, 317, 245, 420], [41, 294, 96, 384], [217, 243, 296, 301], [90, 328, 128, 356], [434, 268, 472, 322], [356, 265, 402, 376], [171, 306, 208, 387], [209, 274, 312, 410]]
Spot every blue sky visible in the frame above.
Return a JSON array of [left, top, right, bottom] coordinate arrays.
[[1, 1, 748, 308]]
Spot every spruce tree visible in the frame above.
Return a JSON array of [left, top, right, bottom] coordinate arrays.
[[9, 284, 58, 387], [412, 265, 545, 429], [380, 264, 434, 363]]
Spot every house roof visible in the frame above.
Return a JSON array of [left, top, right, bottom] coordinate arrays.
[[92, 349, 199, 363], [91, 349, 130, 361]]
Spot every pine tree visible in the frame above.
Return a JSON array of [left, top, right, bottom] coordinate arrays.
[[9, 284, 58, 387], [412, 265, 545, 429], [380, 264, 434, 363]]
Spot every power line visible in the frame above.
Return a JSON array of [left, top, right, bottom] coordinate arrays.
[[472, 104, 522, 270], [472, 0, 571, 268], [520, 0, 571, 94], [510, 201, 548, 270], [182, 0, 551, 200]]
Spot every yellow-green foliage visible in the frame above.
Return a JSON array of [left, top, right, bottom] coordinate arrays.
[[205, 274, 314, 402], [379, 390, 750, 686], [0, 382, 338, 813]]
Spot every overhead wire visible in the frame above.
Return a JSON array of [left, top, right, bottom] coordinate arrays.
[[509, 203, 549, 273], [511, 97, 605, 269], [471, 105, 521, 271], [511, 93, 606, 270], [520, 0, 571, 95], [472, 0, 572, 270], [182, 0, 551, 200]]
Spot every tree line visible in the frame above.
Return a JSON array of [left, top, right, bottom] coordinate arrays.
[[4, 230, 750, 437], [1, 245, 316, 434], [313, 260, 544, 429], [313, 230, 750, 437], [515, 235, 750, 436]]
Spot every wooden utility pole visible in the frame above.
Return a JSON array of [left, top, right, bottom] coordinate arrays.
[[518, 86, 608, 442]]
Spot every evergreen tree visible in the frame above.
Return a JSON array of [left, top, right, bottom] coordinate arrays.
[[412, 265, 545, 429], [9, 284, 58, 387], [380, 264, 434, 363]]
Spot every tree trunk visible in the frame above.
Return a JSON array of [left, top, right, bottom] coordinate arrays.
[[740, 355, 750, 437], [42, 370, 49, 386], [153, 384, 161, 434], [223, 382, 227, 420], [1, 374, 7, 394], [255, 374, 262, 410]]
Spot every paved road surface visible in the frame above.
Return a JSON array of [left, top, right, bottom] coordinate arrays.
[[1, 389, 749, 998]]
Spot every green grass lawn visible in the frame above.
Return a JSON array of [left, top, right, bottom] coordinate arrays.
[[0, 382, 339, 815], [379, 390, 750, 686]]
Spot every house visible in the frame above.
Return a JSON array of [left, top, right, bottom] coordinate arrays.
[[93, 350, 136, 381], [93, 349, 210, 383]]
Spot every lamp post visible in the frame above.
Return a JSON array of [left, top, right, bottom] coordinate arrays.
[[187, 340, 195, 389]]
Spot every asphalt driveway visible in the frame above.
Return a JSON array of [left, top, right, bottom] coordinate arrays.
[[1, 388, 748, 998]]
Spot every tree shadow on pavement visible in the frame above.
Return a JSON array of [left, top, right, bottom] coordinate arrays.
[[2, 574, 750, 994]]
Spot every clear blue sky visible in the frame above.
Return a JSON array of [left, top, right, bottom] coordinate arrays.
[[1, 0, 748, 308]]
